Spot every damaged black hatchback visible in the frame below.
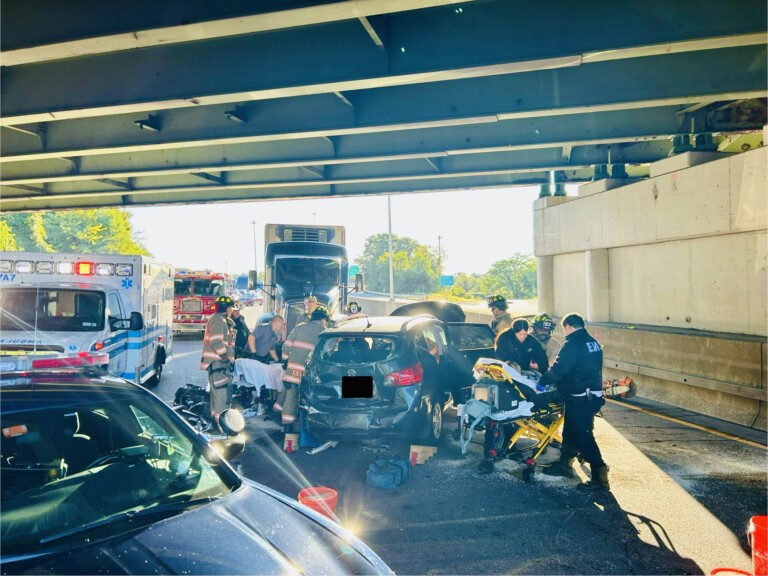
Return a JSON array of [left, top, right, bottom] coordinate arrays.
[[301, 311, 496, 443]]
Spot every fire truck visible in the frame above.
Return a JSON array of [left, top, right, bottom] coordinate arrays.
[[173, 269, 233, 333]]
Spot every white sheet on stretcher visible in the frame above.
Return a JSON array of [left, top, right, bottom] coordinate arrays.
[[233, 359, 285, 393], [474, 357, 541, 393]]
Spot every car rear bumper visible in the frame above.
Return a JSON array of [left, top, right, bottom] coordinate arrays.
[[304, 404, 422, 438]]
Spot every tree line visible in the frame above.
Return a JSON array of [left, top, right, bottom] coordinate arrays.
[[0, 210, 149, 255], [1, 210, 537, 299], [355, 233, 537, 300]]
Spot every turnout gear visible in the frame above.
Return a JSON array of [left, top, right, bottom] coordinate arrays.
[[200, 311, 235, 418], [274, 318, 326, 427]]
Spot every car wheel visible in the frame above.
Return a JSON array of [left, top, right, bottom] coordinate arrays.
[[421, 401, 443, 446]]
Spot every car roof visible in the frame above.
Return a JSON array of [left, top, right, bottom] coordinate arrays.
[[323, 314, 435, 335]]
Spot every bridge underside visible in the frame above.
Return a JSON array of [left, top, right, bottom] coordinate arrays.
[[1, 0, 766, 211]]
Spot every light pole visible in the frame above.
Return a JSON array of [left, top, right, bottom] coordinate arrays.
[[251, 220, 258, 276], [437, 235, 442, 277], [388, 196, 394, 303]]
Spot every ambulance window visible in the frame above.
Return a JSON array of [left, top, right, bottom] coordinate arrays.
[[107, 293, 123, 323]]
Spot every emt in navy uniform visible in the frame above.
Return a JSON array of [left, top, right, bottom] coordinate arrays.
[[538, 313, 610, 491], [495, 317, 549, 374]]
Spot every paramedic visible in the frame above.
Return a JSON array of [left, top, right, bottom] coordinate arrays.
[[200, 296, 236, 424], [539, 313, 609, 491], [487, 294, 513, 335], [274, 305, 329, 434], [495, 318, 549, 373], [532, 312, 561, 366], [248, 314, 285, 364]]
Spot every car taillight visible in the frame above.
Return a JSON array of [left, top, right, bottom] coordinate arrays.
[[32, 353, 110, 369], [384, 362, 424, 387]]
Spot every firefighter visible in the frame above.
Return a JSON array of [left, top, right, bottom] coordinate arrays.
[[487, 294, 513, 335], [273, 305, 330, 434], [298, 295, 319, 325], [200, 295, 236, 424], [532, 312, 561, 367]]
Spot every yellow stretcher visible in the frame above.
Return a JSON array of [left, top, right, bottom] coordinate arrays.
[[460, 358, 565, 481]]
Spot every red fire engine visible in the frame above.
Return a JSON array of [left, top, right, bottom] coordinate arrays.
[[173, 269, 233, 333]]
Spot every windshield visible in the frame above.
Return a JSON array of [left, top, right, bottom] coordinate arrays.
[[1, 387, 237, 556], [174, 279, 226, 297], [0, 288, 105, 333], [275, 259, 340, 286]]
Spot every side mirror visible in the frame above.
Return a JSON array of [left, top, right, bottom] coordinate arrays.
[[354, 273, 365, 292], [248, 270, 258, 291], [129, 311, 144, 331]]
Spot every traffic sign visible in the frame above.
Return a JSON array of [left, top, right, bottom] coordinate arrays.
[[349, 265, 360, 276], [439, 275, 454, 287]]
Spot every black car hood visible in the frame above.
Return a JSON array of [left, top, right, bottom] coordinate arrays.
[[5, 481, 390, 575], [390, 300, 465, 323]]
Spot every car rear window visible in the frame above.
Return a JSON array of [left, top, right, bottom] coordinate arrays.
[[317, 336, 397, 364], [446, 324, 496, 349]]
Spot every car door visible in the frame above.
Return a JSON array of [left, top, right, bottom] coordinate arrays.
[[441, 322, 497, 404]]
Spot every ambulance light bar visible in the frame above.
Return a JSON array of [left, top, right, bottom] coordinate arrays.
[[0, 258, 133, 277], [0, 352, 110, 377]]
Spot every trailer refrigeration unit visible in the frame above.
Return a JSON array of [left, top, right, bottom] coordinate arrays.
[[0, 251, 174, 387], [261, 224, 362, 334]]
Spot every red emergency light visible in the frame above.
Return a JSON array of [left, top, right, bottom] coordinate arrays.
[[75, 262, 95, 275]]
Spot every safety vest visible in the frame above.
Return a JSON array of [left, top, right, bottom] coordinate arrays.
[[282, 320, 325, 384]]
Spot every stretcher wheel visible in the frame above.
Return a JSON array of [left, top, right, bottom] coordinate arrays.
[[522, 466, 534, 482]]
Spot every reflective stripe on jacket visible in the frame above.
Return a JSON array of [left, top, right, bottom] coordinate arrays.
[[200, 313, 235, 370], [281, 320, 325, 384]]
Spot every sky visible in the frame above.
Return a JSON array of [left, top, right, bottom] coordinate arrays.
[[127, 186, 559, 276]]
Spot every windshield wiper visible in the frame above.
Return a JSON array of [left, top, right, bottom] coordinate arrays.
[[39, 497, 215, 545]]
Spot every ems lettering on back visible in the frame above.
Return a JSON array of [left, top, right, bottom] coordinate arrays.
[[586, 341, 601, 353]]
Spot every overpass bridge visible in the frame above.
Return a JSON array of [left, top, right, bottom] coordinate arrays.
[[1, 0, 766, 430]]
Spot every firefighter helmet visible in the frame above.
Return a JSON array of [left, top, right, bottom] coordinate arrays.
[[216, 295, 234, 312], [311, 305, 330, 321], [487, 294, 508, 311], [533, 313, 556, 332]]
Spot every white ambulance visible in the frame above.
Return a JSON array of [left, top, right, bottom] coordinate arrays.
[[0, 252, 174, 387]]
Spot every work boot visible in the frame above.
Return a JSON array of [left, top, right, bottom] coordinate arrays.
[[577, 464, 610, 491], [544, 457, 576, 478]]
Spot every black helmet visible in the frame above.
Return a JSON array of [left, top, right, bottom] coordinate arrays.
[[216, 295, 234, 312], [311, 305, 330, 321], [487, 294, 507, 311], [533, 313, 555, 332]]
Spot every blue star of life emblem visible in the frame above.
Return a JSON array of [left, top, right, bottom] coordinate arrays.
[[121, 278, 133, 289]]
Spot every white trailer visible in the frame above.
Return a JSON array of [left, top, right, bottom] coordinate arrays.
[[0, 252, 174, 387]]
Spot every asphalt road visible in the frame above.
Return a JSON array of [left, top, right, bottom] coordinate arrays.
[[156, 312, 766, 575]]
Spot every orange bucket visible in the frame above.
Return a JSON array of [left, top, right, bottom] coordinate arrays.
[[298, 486, 338, 520], [749, 515, 768, 576]]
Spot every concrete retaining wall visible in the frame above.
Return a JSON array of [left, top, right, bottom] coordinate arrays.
[[534, 146, 768, 431]]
